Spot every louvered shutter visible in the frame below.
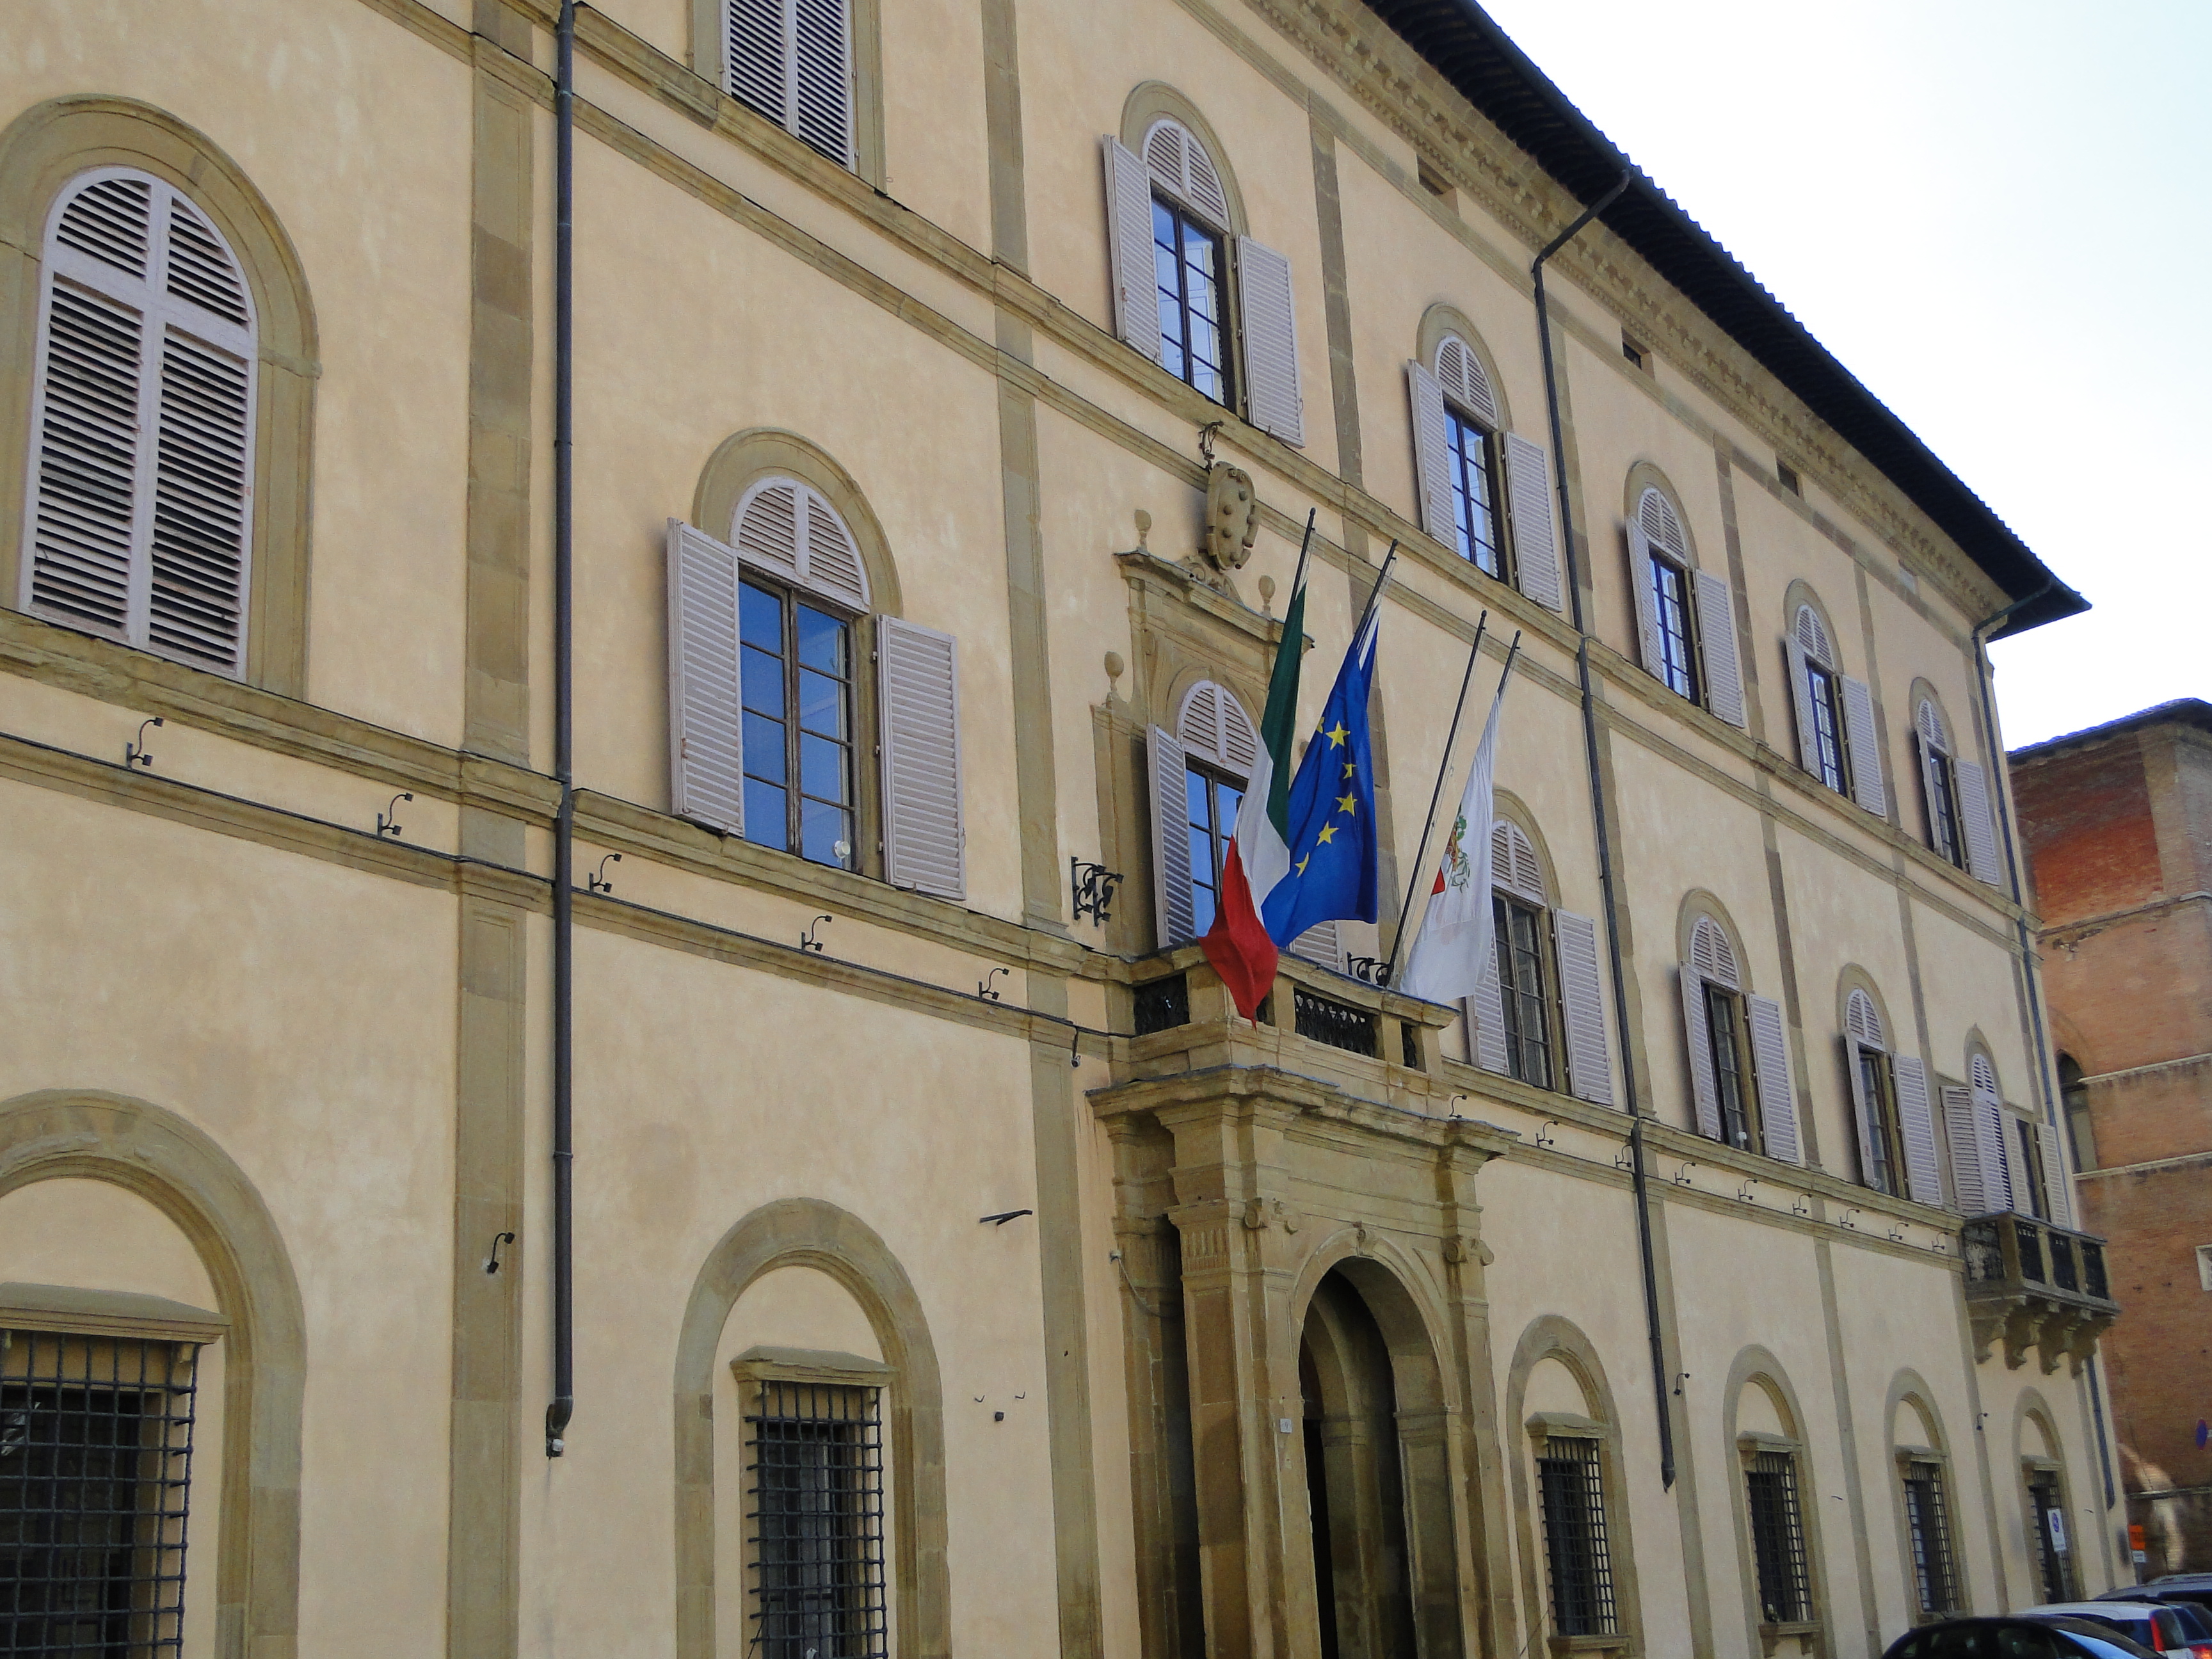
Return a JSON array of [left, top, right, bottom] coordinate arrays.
[[1407, 361, 1454, 543], [1679, 964, 1722, 1140], [878, 616, 965, 900], [1694, 570, 1747, 729], [1955, 760, 2003, 885], [1916, 733, 1946, 850], [665, 520, 746, 835], [1841, 675, 1887, 816], [799, 488, 869, 609], [726, 0, 788, 129], [1148, 725, 1196, 949], [1286, 922, 1343, 972], [1983, 1103, 2015, 1212], [25, 281, 143, 637], [1846, 1042, 1882, 1190], [1434, 335, 1498, 427], [1747, 995, 1800, 1164], [1236, 236, 1304, 446], [2038, 1123, 2072, 1228], [1553, 910, 1612, 1106], [789, 0, 854, 166], [1784, 639, 1819, 775], [1468, 950, 1510, 1075], [1102, 138, 1162, 365], [1502, 432, 1563, 613], [1894, 1055, 1941, 1206], [1943, 1084, 1985, 1213], [1626, 523, 1665, 678]]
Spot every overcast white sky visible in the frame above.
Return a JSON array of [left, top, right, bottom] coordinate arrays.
[[1476, 0, 2210, 749]]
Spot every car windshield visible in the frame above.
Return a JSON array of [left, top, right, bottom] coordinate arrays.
[[2044, 1616, 2163, 1658]]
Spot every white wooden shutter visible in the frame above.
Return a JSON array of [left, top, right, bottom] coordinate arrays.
[[1554, 910, 1612, 1106], [878, 616, 965, 900], [665, 520, 746, 835], [1678, 964, 1722, 1140], [148, 325, 253, 672], [1841, 675, 1887, 816], [1784, 639, 1818, 775], [726, 0, 788, 127], [1983, 1101, 2015, 1212], [789, 0, 854, 166], [1407, 360, 1454, 543], [1846, 1041, 1881, 1189], [1894, 1054, 1942, 1206], [1434, 335, 1497, 427], [1694, 570, 1747, 729], [25, 280, 144, 637], [1747, 995, 1800, 1165], [1943, 1084, 1985, 1213], [1142, 119, 1230, 232], [1467, 950, 1510, 1075], [1236, 236, 1304, 446], [1626, 523, 1665, 678], [1148, 724, 1196, 949], [1286, 922, 1343, 972], [1502, 432, 1563, 613], [1955, 760, 2003, 885], [1102, 138, 1161, 365], [2038, 1122, 2072, 1228]]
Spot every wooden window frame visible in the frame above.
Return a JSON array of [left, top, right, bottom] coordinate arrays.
[[1855, 1043, 1907, 1198], [1645, 548, 1700, 702], [1705, 981, 1765, 1155], [1182, 756, 1244, 941], [1494, 890, 1559, 1091], [1151, 195, 1233, 409], [737, 568, 868, 874], [1444, 403, 1507, 581], [1803, 659, 1849, 795]]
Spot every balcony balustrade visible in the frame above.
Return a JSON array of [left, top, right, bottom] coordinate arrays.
[[1960, 1210, 2119, 1375]]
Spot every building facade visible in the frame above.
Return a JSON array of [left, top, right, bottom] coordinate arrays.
[[2014, 700, 2212, 1578], [0, 1, 2122, 1656]]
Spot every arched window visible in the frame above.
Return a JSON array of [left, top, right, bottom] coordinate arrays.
[[22, 169, 257, 677], [1463, 818, 1613, 1105], [1677, 913, 1799, 1162], [1146, 682, 1342, 969], [1626, 486, 1745, 726], [1784, 599, 1886, 813], [723, 0, 856, 167], [1103, 106, 1304, 443], [1842, 985, 1939, 1203], [664, 476, 965, 899], [1406, 321, 1565, 613], [1889, 1390, 1962, 1622], [1912, 696, 2000, 882], [1942, 1050, 2016, 1217]]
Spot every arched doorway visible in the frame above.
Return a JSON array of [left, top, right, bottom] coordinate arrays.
[[1301, 1263, 1450, 1659]]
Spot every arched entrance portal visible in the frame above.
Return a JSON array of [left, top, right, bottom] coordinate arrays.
[[1300, 1262, 1457, 1659]]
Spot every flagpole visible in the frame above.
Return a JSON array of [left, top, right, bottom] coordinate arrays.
[[1382, 616, 1486, 982], [1288, 508, 1317, 600], [1351, 540, 1399, 643]]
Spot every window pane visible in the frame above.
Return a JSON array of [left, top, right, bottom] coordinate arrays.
[[1448, 413, 1501, 577], [742, 643, 787, 719], [801, 799, 853, 869], [799, 732, 848, 803], [1185, 767, 1211, 833], [798, 667, 847, 739], [796, 604, 846, 675], [744, 711, 788, 785], [1808, 666, 1847, 793], [740, 581, 783, 650], [1188, 826, 1215, 888], [1217, 780, 1242, 831], [1651, 556, 1695, 698], [744, 781, 788, 849]]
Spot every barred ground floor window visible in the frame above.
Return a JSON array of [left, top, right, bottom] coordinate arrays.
[[1535, 1432, 1616, 1637], [745, 1374, 888, 1659], [1901, 1456, 1959, 1618], [1745, 1447, 1813, 1626]]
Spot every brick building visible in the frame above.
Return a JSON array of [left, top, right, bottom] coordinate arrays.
[[2014, 700, 2212, 1574]]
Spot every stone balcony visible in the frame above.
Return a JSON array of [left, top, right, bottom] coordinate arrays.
[[1962, 1210, 2120, 1375]]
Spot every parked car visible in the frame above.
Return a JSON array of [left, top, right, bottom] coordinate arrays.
[[1884, 1616, 2160, 1657], [2019, 1602, 2212, 1657], [2094, 1594, 2212, 1653], [2136, 1579, 2212, 1624]]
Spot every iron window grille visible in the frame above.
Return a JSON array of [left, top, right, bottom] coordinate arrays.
[[740, 576, 858, 870], [1804, 661, 1848, 794], [1902, 1459, 1957, 1617], [1151, 198, 1230, 406], [1745, 1449, 1811, 1625], [1704, 984, 1761, 1153], [1646, 553, 1698, 700], [2027, 1470, 2072, 1602], [1492, 894, 1554, 1090], [746, 1380, 887, 1659], [1445, 408, 1506, 580], [1133, 974, 1191, 1037], [1, 1331, 200, 1658], [1182, 763, 1244, 940], [1293, 986, 1377, 1057], [1536, 1435, 1616, 1637]]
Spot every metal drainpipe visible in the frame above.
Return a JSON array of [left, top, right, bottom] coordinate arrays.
[[546, 0, 577, 1459], [1968, 582, 2117, 1510], [1530, 172, 1679, 1488]]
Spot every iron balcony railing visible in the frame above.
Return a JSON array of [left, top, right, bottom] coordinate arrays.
[[1960, 1210, 2117, 1374]]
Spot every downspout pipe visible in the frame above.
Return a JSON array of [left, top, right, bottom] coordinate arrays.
[[1530, 172, 1680, 1489], [1968, 581, 2117, 1510], [546, 0, 576, 1459]]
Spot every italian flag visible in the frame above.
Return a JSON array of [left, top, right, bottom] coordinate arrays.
[[1203, 573, 1307, 1019]]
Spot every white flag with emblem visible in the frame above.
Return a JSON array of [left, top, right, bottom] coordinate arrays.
[[1399, 678, 1507, 1004]]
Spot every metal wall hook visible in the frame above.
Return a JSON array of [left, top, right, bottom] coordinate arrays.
[[588, 852, 621, 893], [978, 966, 1007, 1001], [800, 915, 831, 953], [377, 791, 413, 838], [1447, 1094, 1468, 1119], [1672, 1370, 1691, 1397], [1070, 859, 1123, 926], [125, 717, 163, 769], [1614, 1142, 1636, 1171], [1534, 1119, 1559, 1150], [1839, 1208, 1861, 1231], [1736, 1176, 1759, 1203], [1197, 419, 1223, 466], [485, 1231, 515, 1274], [1791, 1192, 1812, 1217], [979, 1209, 1033, 1226], [1672, 1160, 1697, 1186]]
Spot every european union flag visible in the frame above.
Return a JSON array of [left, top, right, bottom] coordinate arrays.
[[1261, 611, 1379, 947]]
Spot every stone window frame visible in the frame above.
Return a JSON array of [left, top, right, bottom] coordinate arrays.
[[0, 97, 317, 698], [1720, 1348, 1831, 1658], [1624, 465, 1706, 707], [2013, 1392, 2080, 1605], [689, 0, 888, 188], [1883, 1372, 1967, 1624], [1414, 304, 1516, 584]]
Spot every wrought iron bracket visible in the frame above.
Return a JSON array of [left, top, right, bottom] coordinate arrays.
[[1346, 956, 1389, 986], [125, 716, 163, 769], [1070, 859, 1123, 926], [377, 791, 413, 838], [588, 853, 621, 893]]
